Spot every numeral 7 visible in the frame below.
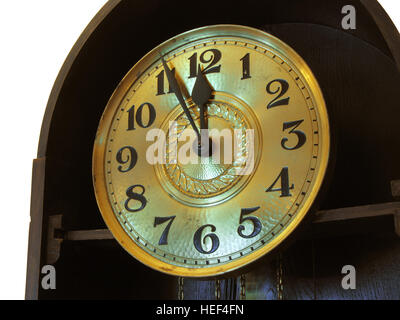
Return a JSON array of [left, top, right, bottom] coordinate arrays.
[[154, 216, 176, 245]]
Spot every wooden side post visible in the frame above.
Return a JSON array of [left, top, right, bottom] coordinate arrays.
[[25, 158, 46, 300]]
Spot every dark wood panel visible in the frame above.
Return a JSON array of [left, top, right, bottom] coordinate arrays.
[[40, 240, 177, 300], [314, 233, 400, 300], [242, 233, 400, 300]]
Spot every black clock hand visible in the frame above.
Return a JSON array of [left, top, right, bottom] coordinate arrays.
[[191, 65, 213, 131], [161, 57, 201, 141]]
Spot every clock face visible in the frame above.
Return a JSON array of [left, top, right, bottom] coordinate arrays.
[[93, 25, 330, 277]]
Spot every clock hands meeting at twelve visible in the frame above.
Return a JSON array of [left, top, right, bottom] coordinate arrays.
[[161, 56, 214, 156]]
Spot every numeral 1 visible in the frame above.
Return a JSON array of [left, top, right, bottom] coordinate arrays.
[[240, 53, 251, 80]]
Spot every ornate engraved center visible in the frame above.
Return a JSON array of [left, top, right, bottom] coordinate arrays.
[[165, 102, 248, 197], [155, 93, 261, 207]]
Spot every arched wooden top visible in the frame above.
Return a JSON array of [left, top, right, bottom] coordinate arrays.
[[37, 0, 121, 158], [362, 0, 400, 70], [36, 0, 400, 158]]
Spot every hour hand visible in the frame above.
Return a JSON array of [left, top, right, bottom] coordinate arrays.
[[161, 57, 200, 140], [191, 65, 213, 131]]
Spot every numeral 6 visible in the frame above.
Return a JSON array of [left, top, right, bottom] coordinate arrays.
[[193, 224, 220, 254]]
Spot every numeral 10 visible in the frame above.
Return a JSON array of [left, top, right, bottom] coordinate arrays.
[[127, 102, 156, 130]]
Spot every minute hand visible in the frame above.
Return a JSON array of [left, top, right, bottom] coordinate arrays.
[[161, 57, 200, 140]]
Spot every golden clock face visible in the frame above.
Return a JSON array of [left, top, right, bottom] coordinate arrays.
[[93, 25, 330, 277]]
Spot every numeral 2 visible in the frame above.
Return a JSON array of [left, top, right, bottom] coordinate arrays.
[[266, 79, 290, 109]]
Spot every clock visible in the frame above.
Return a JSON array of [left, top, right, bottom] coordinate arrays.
[[92, 24, 330, 278]]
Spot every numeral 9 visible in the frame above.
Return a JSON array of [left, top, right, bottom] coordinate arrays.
[[116, 146, 137, 172]]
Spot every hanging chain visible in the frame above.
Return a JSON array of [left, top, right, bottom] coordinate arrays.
[[215, 279, 221, 300], [276, 252, 284, 300], [240, 274, 246, 300], [178, 277, 184, 300]]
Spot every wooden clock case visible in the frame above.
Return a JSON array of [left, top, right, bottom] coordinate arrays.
[[27, 0, 400, 299]]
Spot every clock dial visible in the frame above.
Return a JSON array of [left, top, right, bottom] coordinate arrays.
[[93, 25, 330, 277]]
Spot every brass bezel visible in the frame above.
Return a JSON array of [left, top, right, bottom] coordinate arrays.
[[92, 24, 330, 277]]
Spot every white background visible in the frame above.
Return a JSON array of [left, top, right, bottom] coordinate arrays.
[[0, 0, 398, 300]]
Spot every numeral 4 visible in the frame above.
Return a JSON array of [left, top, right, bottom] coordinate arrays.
[[266, 167, 294, 197]]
